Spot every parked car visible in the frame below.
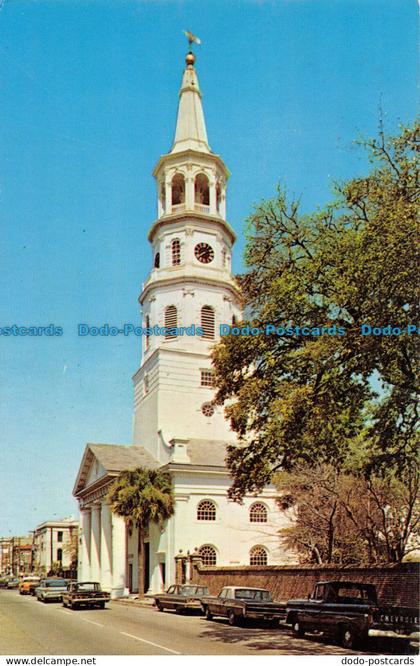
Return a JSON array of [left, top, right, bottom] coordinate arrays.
[[154, 584, 209, 613], [19, 576, 41, 595], [201, 586, 286, 626], [6, 578, 20, 589], [62, 581, 110, 610], [0, 577, 8, 588], [285, 580, 420, 650], [35, 578, 68, 603]]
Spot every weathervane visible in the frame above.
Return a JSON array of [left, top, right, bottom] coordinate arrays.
[[183, 30, 202, 51]]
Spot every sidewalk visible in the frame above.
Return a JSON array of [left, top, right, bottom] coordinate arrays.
[[112, 594, 156, 609]]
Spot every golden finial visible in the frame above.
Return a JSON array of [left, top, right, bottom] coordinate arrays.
[[183, 30, 201, 65]]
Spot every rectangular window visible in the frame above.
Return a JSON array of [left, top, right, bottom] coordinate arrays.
[[57, 531, 63, 542], [200, 370, 214, 387]]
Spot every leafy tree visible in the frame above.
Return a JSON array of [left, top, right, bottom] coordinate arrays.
[[276, 463, 419, 564], [107, 468, 174, 596], [212, 121, 419, 499]]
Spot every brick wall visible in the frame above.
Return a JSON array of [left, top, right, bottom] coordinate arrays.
[[191, 562, 419, 607]]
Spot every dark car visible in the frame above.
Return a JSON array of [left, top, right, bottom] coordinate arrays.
[[286, 581, 419, 649], [201, 586, 286, 626], [62, 581, 110, 610], [154, 584, 209, 613]]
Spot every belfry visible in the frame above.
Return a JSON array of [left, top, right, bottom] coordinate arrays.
[[73, 44, 294, 598]]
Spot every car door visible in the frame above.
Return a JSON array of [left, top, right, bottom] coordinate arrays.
[[211, 588, 226, 615], [301, 585, 326, 629], [165, 585, 177, 609]]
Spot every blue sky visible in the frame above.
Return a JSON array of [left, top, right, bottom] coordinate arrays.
[[0, 0, 418, 537]]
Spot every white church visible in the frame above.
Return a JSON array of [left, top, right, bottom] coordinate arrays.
[[73, 46, 294, 597]]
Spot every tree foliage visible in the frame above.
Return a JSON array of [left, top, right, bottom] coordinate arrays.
[[275, 463, 420, 565], [212, 121, 419, 499], [107, 467, 174, 594]]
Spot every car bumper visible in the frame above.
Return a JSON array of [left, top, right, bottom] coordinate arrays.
[[43, 593, 66, 600], [244, 612, 284, 621], [368, 629, 420, 640]]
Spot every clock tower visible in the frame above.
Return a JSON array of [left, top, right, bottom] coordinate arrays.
[[133, 49, 241, 462]]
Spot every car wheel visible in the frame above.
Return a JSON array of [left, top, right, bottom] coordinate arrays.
[[156, 601, 164, 612], [228, 610, 238, 626], [292, 619, 305, 638], [71, 602, 78, 610], [98, 602, 105, 609], [205, 607, 213, 621], [62, 599, 67, 607], [341, 625, 357, 650]]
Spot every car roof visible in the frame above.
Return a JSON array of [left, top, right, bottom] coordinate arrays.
[[318, 580, 375, 588], [222, 586, 269, 592]]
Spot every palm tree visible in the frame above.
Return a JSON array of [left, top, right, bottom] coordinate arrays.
[[107, 467, 174, 596]]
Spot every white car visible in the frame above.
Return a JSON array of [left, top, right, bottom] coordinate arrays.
[[35, 578, 68, 602]]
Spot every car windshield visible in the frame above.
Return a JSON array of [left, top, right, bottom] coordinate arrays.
[[180, 586, 208, 596], [46, 580, 66, 587], [234, 589, 271, 601], [76, 583, 99, 591]]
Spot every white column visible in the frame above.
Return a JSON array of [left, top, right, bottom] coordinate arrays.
[[185, 176, 194, 210], [79, 509, 91, 581], [100, 503, 112, 592], [90, 504, 101, 583], [220, 187, 226, 219], [165, 177, 172, 213], [209, 176, 216, 216], [111, 512, 127, 598]]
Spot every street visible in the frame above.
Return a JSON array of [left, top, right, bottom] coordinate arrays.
[[0, 590, 418, 656]]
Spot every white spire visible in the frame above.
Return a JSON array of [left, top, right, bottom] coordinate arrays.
[[171, 52, 210, 154]]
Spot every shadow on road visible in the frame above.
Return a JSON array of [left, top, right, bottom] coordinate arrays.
[[197, 618, 419, 656]]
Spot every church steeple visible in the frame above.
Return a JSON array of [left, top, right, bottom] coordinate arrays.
[[171, 52, 210, 155], [133, 43, 241, 462]]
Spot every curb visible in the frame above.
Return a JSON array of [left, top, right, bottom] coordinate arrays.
[[112, 598, 156, 609]]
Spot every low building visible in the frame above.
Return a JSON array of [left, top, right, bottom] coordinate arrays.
[[11, 536, 33, 575], [32, 517, 79, 576], [0, 537, 13, 575]]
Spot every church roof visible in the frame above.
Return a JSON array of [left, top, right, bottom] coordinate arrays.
[[89, 444, 159, 472], [73, 443, 159, 497], [186, 439, 228, 467], [171, 52, 211, 155]]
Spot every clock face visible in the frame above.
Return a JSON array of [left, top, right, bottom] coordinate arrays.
[[194, 242, 214, 264]]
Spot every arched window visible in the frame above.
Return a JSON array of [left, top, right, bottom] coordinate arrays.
[[164, 305, 177, 339], [195, 173, 210, 206], [201, 306, 215, 339], [249, 545, 268, 566], [57, 548, 63, 562], [171, 173, 185, 206], [197, 500, 216, 521], [154, 252, 160, 268], [199, 544, 217, 566], [171, 238, 181, 265], [249, 502, 268, 523]]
